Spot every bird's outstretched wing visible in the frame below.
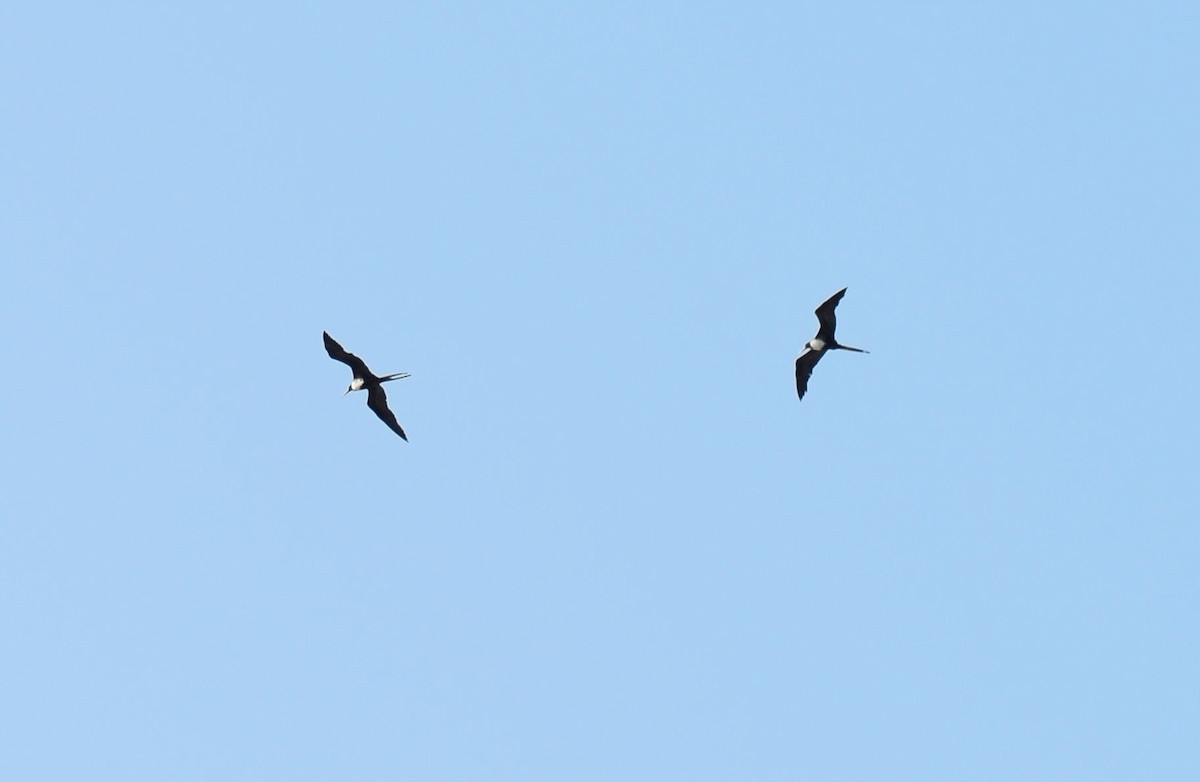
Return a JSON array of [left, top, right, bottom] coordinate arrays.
[[367, 384, 408, 441], [323, 331, 372, 379], [795, 347, 826, 401], [813, 287, 848, 343]]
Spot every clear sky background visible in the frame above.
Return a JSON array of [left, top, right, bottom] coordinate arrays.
[[2, 2, 1197, 779]]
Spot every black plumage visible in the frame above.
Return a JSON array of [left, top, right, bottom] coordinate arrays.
[[324, 331, 410, 440], [795, 288, 868, 401]]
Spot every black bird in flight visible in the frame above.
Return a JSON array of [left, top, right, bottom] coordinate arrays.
[[795, 287, 868, 401], [323, 331, 410, 440]]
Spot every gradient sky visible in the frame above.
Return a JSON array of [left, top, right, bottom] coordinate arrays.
[[3, 2, 1197, 780]]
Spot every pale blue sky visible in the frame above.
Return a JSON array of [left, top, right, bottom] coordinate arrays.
[[2, 2, 1197, 780]]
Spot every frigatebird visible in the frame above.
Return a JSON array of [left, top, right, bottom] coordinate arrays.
[[323, 331, 410, 440], [795, 287, 868, 401]]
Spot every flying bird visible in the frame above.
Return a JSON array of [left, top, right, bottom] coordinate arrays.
[[795, 287, 868, 401], [323, 331, 410, 440]]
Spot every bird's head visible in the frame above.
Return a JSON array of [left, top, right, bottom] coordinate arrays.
[[344, 384, 354, 395]]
